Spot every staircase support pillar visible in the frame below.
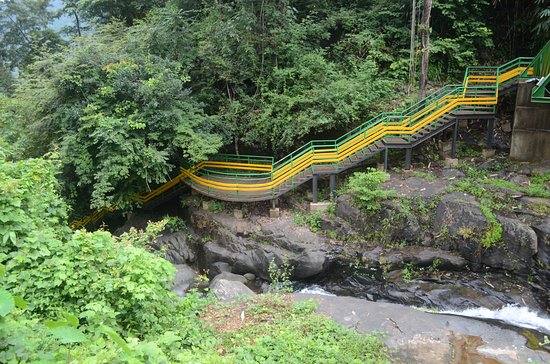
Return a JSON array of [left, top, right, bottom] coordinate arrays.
[[329, 174, 336, 199], [312, 175, 319, 203], [486, 117, 495, 149], [451, 120, 459, 158], [384, 148, 389, 172], [404, 148, 412, 170]]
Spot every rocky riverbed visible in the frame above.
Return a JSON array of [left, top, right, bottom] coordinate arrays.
[[119, 160, 550, 363]]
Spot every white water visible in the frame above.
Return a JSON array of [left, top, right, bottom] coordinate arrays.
[[298, 285, 336, 296], [440, 305, 550, 334]]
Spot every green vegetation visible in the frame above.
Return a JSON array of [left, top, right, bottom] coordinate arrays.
[[268, 259, 294, 293], [294, 211, 323, 232], [164, 215, 187, 233], [348, 168, 397, 211], [0, 154, 391, 362], [413, 170, 437, 182], [0, 0, 546, 217]]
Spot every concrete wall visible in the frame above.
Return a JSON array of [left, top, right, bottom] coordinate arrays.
[[510, 81, 550, 161]]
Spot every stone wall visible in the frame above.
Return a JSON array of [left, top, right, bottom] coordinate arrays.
[[510, 81, 550, 161]]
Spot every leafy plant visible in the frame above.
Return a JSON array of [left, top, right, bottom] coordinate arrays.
[[164, 215, 186, 233], [348, 168, 397, 211], [268, 259, 294, 293]]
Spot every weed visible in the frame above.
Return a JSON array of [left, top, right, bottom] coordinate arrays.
[[413, 170, 437, 182], [268, 258, 294, 293]]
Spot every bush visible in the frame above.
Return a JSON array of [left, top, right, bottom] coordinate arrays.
[[348, 168, 396, 211]]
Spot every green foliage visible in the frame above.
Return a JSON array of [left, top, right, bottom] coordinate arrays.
[[413, 170, 437, 182], [294, 211, 323, 233], [348, 168, 397, 211], [268, 259, 294, 293], [480, 202, 503, 248], [164, 215, 186, 233], [208, 200, 225, 213]]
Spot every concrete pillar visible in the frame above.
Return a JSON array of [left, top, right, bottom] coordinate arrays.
[[510, 81, 550, 161], [384, 148, 389, 171], [329, 174, 336, 199], [312, 175, 319, 203], [451, 121, 459, 158], [486, 118, 495, 149], [404, 148, 412, 170]]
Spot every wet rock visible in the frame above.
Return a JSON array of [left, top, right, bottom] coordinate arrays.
[[533, 218, 550, 267], [210, 271, 248, 286], [361, 246, 466, 271], [172, 264, 197, 296], [210, 279, 254, 301], [293, 294, 550, 364], [508, 173, 531, 186], [157, 231, 196, 265], [481, 216, 537, 273]]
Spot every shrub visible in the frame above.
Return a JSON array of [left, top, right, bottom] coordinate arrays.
[[348, 168, 396, 211]]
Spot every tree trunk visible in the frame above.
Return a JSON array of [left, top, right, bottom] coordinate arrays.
[[73, 11, 82, 37], [419, 0, 432, 100], [408, 0, 417, 94]]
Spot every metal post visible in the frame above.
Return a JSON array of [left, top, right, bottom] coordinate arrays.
[[271, 199, 276, 209], [384, 148, 389, 172], [451, 120, 459, 158], [405, 148, 412, 170], [312, 175, 318, 203], [329, 174, 336, 199], [486, 118, 495, 149]]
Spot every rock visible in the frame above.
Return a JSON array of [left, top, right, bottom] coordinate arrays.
[[509, 173, 531, 186], [244, 273, 256, 281], [156, 231, 196, 265], [293, 294, 550, 364], [192, 208, 328, 280], [210, 271, 248, 286], [482, 216, 538, 273], [310, 202, 331, 212], [233, 209, 244, 219], [441, 169, 465, 179], [209, 261, 231, 278], [434, 193, 486, 236], [533, 218, 550, 267], [172, 264, 197, 296], [444, 158, 459, 168], [518, 165, 532, 176], [336, 195, 362, 224], [210, 279, 254, 301]]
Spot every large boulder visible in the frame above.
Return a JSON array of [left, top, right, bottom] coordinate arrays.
[[434, 193, 538, 273], [481, 216, 538, 273], [190, 208, 329, 280], [172, 264, 197, 296], [210, 279, 254, 301], [533, 218, 550, 267], [157, 231, 196, 265]]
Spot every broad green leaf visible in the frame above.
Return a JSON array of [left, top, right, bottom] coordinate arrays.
[[0, 263, 5, 277], [101, 326, 133, 356], [48, 326, 87, 344], [0, 288, 15, 317], [62, 311, 79, 327], [13, 295, 27, 309], [45, 320, 68, 329]]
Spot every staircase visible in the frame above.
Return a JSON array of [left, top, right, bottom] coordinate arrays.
[[71, 42, 550, 227]]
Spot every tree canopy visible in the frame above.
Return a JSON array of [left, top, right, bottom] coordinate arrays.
[[1, 0, 548, 212]]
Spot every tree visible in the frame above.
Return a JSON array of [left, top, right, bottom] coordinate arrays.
[[408, 0, 417, 94], [0, 0, 64, 71], [76, 0, 168, 26], [419, 0, 432, 99]]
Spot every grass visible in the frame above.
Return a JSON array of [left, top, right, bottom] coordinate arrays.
[[413, 170, 437, 182], [201, 294, 391, 363]]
